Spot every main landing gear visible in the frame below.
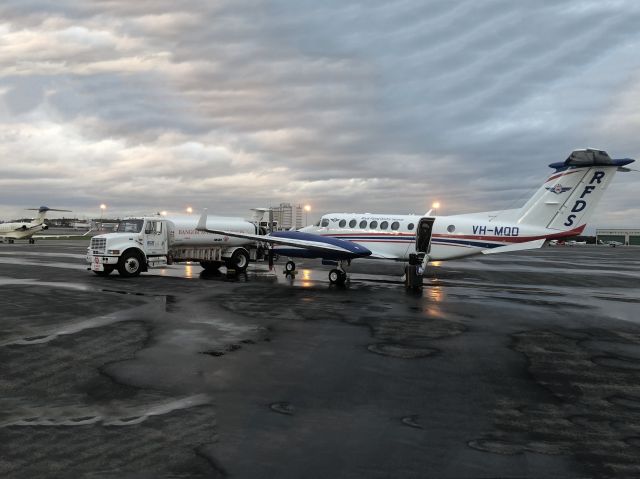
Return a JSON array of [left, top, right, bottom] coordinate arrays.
[[283, 259, 349, 286], [328, 267, 347, 286]]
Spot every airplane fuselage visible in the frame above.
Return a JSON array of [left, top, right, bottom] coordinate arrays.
[[299, 213, 581, 261], [0, 221, 46, 240]]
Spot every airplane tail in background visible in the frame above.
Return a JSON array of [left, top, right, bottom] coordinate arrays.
[[516, 149, 634, 232], [26, 206, 72, 224]]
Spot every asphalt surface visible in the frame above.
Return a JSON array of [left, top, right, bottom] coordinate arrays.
[[1, 240, 639, 478]]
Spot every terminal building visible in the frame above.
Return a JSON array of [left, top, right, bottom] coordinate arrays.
[[269, 203, 303, 230], [595, 228, 640, 246]]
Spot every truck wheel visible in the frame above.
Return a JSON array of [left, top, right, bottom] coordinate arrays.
[[200, 260, 223, 272], [118, 251, 144, 277], [94, 266, 114, 276], [225, 249, 250, 272]]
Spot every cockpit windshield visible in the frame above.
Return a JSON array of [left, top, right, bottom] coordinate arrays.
[[116, 219, 144, 233]]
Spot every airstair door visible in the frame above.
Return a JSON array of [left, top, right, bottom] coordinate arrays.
[[416, 217, 435, 254]]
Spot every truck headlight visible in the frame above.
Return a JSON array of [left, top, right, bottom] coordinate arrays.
[[107, 249, 120, 254]]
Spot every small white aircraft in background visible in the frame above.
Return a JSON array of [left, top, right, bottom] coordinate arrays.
[[0, 206, 78, 243], [605, 240, 624, 247], [566, 240, 587, 246], [197, 149, 634, 286]]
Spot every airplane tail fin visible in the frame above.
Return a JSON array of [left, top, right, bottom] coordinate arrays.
[[516, 149, 634, 232], [25, 206, 72, 224]]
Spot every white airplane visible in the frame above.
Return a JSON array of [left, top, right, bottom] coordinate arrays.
[[196, 149, 634, 285], [0, 206, 73, 243], [566, 240, 587, 246], [604, 240, 624, 247]]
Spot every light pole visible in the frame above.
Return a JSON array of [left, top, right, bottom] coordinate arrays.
[[304, 204, 311, 226], [432, 201, 440, 216], [99, 204, 106, 229], [100, 204, 106, 218]]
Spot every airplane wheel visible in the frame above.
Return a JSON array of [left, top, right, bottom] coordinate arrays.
[[285, 261, 296, 272], [118, 251, 144, 277], [8, 239, 14, 244], [29, 238, 35, 244], [329, 269, 346, 285]]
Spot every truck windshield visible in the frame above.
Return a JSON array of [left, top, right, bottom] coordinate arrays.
[[116, 220, 144, 233]]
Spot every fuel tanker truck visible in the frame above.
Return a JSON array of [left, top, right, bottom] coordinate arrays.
[[87, 212, 266, 277]]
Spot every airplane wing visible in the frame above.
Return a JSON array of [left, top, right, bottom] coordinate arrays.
[[481, 239, 545, 255], [196, 211, 371, 258], [34, 229, 95, 240]]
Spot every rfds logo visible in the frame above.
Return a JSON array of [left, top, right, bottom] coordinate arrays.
[[564, 171, 605, 227]]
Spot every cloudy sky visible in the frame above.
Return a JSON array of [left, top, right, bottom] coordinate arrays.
[[1, 0, 639, 227]]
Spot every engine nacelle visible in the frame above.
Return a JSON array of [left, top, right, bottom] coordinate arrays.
[[41, 224, 49, 230]]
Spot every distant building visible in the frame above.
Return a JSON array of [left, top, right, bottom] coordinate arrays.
[[596, 228, 640, 246], [269, 203, 303, 230]]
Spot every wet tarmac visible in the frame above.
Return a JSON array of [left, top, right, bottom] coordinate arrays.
[[1, 240, 639, 478]]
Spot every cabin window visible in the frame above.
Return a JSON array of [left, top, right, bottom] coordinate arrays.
[[380, 221, 388, 230], [359, 220, 367, 229], [339, 219, 346, 228], [391, 221, 400, 230], [321, 219, 329, 227], [349, 219, 357, 228], [408, 223, 415, 231], [370, 221, 378, 229], [447, 224, 456, 233]]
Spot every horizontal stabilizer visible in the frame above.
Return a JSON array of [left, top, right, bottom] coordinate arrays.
[[481, 239, 545, 255], [549, 149, 634, 171], [26, 206, 72, 213]]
